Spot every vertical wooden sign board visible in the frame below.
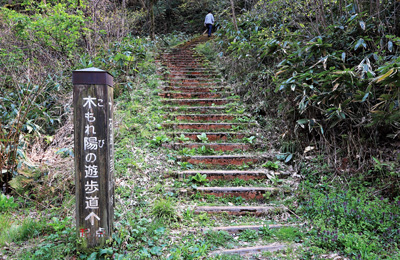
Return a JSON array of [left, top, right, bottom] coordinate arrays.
[[73, 68, 114, 249]]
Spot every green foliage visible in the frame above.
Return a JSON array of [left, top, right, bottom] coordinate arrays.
[[178, 147, 195, 156], [299, 178, 400, 258], [167, 235, 208, 260], [242, 136, 255, 144], [30, 219, 76, 260], [90, 36, 152, 79], [196, 133, 209, 143], [0, 194, 18, 212], [150, 134, 171, 147], [276, 152, 293, 163], [176, 134, 190, 142], [216, 0, 400, 170], [2, 5, 87, 57], [159, 31, 192, 48], [259, 225, 272, 238], [139, 0, 237, 36], [0, 1, 154, 189], [231, 177, 246, 187], [151, 198, 177, 222], [195, 42, 218, 61], [189, 172, 208, 184], [196, 145, 216, 155], [178, 146, 215, 156], [192, 192, 246, 205], [273, 227, 303, 242], [205, 230, 231, 248], [262, 161, 279, 170], [177, 161, 194, 170], [84, 248, 120, 260], [209, 255, 243, 260], [0, 218, 47, 246], [55, 148, 74, 158], [0, 80, 61, 182], [238, 229, 258, 242]]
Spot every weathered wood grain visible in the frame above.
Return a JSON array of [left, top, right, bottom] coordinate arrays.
[[73, 68, 114, 249]]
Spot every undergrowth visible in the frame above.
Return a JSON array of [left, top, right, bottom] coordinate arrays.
[[296, 157, 400, 259], [214, 0, 400, 175]]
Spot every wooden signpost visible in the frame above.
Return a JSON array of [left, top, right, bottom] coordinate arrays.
[[73, 68, 114, 248]]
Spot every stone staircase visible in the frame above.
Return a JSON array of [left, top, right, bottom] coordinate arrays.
[[159, 36, 295, 257]]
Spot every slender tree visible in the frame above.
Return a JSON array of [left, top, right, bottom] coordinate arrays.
[[149, 0, 157, 40], [230, 0, 238, 31]]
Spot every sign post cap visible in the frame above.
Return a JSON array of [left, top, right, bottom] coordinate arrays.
[[74, 67, 107, 72], [73, 67, 113, 86]]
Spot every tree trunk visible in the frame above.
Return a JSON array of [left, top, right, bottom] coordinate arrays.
[[139, 0, 146, 9], [375, 0, 380, 19], [230, 0, 238, 31], [338, 0, 343, 18], [149, 0, 156, 40]]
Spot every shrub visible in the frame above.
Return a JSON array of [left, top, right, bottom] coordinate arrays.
[[151, 198, 177, 223], [215, 0, 400, 171]]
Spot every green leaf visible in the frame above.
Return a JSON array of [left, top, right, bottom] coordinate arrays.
[[375, 68, 395, 83], [388, 41, 393, 52], [285, 154, 293, 163], [276, 154, 287, 161], [348, 14, 358, 22], [150, 246, 162, 256], [372, 156, 380, 164], [359, 21, 366, 30], [355, 38, 366, 50], [87, 252, 98, 260], [99, 248, 113, 256], [297, 119, 309, 125], [361, 92, 369, 102]]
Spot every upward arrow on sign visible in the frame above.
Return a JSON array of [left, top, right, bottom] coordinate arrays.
[[85, 212, 100, 226]]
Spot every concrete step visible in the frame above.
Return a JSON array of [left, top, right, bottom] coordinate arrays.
[[163, 106, 227, 113], [167, 67, 216, 71], [162, 57, 203, 61], [161, 99, 234, 106], [166, 68, 213, 72], [167, 78, 220, 83], [179, 155, 260, 166], [207, 224, 291, 233], [166, 82, 224, 87], [163, 86, 227, 92], [161, 56, 202, 59], [169, 132, 247, 141], [191, 186, 279, 200], [194, 206, 285, 216], [163, 61, 204, 65], [176, 170, 284, 181], [168, 82, 221, 87], [167, 75, 219, 79], [166, 65, 206, 69], [166, 77, 221, 82], [162, 123, 243, 131], [169, 68, 220, 75], [164, 61, 207, 64], [166, 114, 236, 122], [168, 143, 252, 152], [159, 92, 225, 99], [210, 244, 286, 256]]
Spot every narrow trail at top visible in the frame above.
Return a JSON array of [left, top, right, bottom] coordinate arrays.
[[158, 36, 300, 258]]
